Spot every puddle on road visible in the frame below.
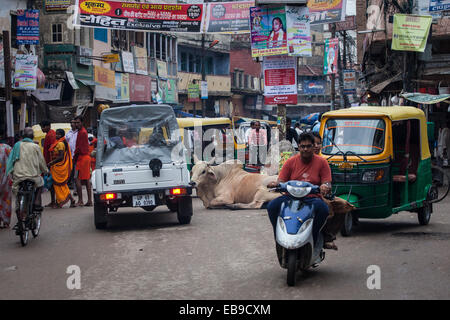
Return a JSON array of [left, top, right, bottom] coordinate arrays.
[[391, 232, 450, 240]]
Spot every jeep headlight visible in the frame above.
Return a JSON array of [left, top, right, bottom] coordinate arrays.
[[361, 169, 385, 182]]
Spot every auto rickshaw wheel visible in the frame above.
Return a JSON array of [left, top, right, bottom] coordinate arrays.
[[418, 203, 432, 226], [340, 212, 353, 237]]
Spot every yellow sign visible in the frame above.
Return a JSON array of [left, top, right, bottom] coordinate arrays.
[[102, 53, 119, 63], [94, 66, 115, 89], [80, 0, 111, 14], [392, 14, 432, 52], [338, 162, 354, 170]]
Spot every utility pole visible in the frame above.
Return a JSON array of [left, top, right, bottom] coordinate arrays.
[[330, 23, 336, 111], [201, 33, 206, 117], [3, 31, 14, 146]]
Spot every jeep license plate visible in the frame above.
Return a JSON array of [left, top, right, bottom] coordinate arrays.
[[132, 194, 156, 207]]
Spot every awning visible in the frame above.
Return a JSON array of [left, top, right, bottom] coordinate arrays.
[[76, 79, 96, 86], [370, 72, 402, 94], [400, 92, 450, 104]]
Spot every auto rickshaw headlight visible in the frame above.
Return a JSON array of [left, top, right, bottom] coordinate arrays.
[[362, 169, 385, 183]]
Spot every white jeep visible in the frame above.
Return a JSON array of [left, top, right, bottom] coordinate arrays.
[[91, 104, 193, 229]]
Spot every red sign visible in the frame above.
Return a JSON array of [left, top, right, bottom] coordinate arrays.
[[77, 0, 204, 32], [331, 15, 356, 32], [263, 55, 297, 105], [129, 74, 151, 102]]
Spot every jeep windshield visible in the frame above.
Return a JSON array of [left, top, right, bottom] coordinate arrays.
[[322, 118, 386, 156], [96, 105, 184, 167]]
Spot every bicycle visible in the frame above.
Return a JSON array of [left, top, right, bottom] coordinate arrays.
[[13, 180, 42, 246]]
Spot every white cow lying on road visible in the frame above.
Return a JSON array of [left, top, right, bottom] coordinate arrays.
[[190, 156, 280, 209]]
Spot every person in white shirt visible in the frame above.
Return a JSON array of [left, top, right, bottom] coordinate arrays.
[[65, 119, 78, 193], [65, 120, 78, 159]]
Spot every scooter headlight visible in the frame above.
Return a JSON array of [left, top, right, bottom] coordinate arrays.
[[286, 185, 312, 198], [278, 216, 286, 232], [298, 218, 313, 234]]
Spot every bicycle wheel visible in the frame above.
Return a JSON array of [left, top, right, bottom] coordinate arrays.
[[19, 221, 29, 246], [31, 213, 41, 238]]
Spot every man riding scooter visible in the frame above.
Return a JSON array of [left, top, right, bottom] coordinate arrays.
[[267, 132, 333, 248]]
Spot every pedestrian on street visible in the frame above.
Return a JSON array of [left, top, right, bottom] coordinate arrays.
[[40, 120, 57, 208], [88, 133, 97, 172], [66, 119, 79, 193], [312, 131, 322, 155], [0, 143, 12, 228], [47, 129, 76, 208], [73, 116, 93, 207], [285, 117, 299, 148]]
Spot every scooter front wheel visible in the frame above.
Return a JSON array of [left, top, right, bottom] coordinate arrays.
[[287, 249, 297, 286]]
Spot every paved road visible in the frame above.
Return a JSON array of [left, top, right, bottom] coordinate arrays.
[[1, 189, 449, 300]]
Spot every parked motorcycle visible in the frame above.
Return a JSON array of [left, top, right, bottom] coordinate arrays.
[[272, 181, 327, 286]]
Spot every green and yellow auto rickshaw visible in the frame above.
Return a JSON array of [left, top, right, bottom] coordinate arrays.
[[319, 106, 438, 236]]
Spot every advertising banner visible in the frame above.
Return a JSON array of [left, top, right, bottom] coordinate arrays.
[[94, 66, 115, 89], [157, 60, 168, 78], [0, 41, 4, 88], [205, 1, 253, 33], [392, 14, 432, 52], [17, 9, 40, 45], [323, 38, 338, 75], [250, 6, 288, 57], [307, 0, 346, 25], [200, 80, 208, 99], [129, 73, 151, 102], [122, 51, 135, 73], [32, 81, 62, 101], [75, 0, 204, 33], [302, 80, 326, 95], [14, 54, 38, 90], [159, 78, 178, 104], [115, 73, 130, 103], [188, 82, 200, 102], [286, 6, 311, 57], [133, 47, 148, 75], [343, 69, 356, 94], [45, 0, 71, 11], [263, 55, 297, 105], [429, 0, 450, 12]]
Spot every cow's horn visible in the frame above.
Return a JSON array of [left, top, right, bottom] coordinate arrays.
[[193, 154, 200, 164], [208, 157, 216, 165]]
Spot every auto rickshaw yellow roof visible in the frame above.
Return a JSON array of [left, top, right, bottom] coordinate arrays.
[[322, 106, 430, 160], [323, 106, 427, 122], [177, 117, 231, 128]]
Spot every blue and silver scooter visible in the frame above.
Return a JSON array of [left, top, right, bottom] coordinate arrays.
[[273, 181, 327, 286]]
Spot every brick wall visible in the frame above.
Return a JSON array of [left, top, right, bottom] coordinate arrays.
[[230, 49, 261, 77]]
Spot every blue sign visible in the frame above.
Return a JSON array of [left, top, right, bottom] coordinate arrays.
[[17, 9, 40, 45], [429, 0, 450, 12], [302, 80, 326, 95]]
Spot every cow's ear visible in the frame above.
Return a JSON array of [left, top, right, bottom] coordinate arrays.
[[193, 154, 200, 164], [207, 170, 217, 182]]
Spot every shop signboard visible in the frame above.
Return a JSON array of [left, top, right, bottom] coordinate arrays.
[[94, 66, 115, 89], [159, 78, 178, 104], [205, 1, 253, 33], [122, 51, 135, 73], [307, 0, 346, 25], [188, 82, 200, 102], [429, 0, 450, 12], [75, 0, 204, 33], [323, 38, 338, 75], [302, 79, 326, 94], [263, 55, 297, 105], [115, 73, 130, 103], [45, 0, 71, 11], [392, 14, 432, 52], [157, 60, 168, 79], [200, 80, 208, 99], [14, 54, 38, 90], [133, 47, 148, 75], [343, 69, 356, 94], [129, 73, 151, 102], [332, 15, 356, 31], [16, 10, 40, 45], [32, 81, 62, 101], [286, 6, 311, 57]]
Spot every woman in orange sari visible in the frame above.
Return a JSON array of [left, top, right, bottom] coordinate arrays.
[[48, 129, 76, 208]]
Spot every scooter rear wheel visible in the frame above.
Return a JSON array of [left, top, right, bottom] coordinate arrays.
[[287, 249, 297, 286]]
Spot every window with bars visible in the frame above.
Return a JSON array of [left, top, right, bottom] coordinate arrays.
[[52, 24, 63, 43]]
